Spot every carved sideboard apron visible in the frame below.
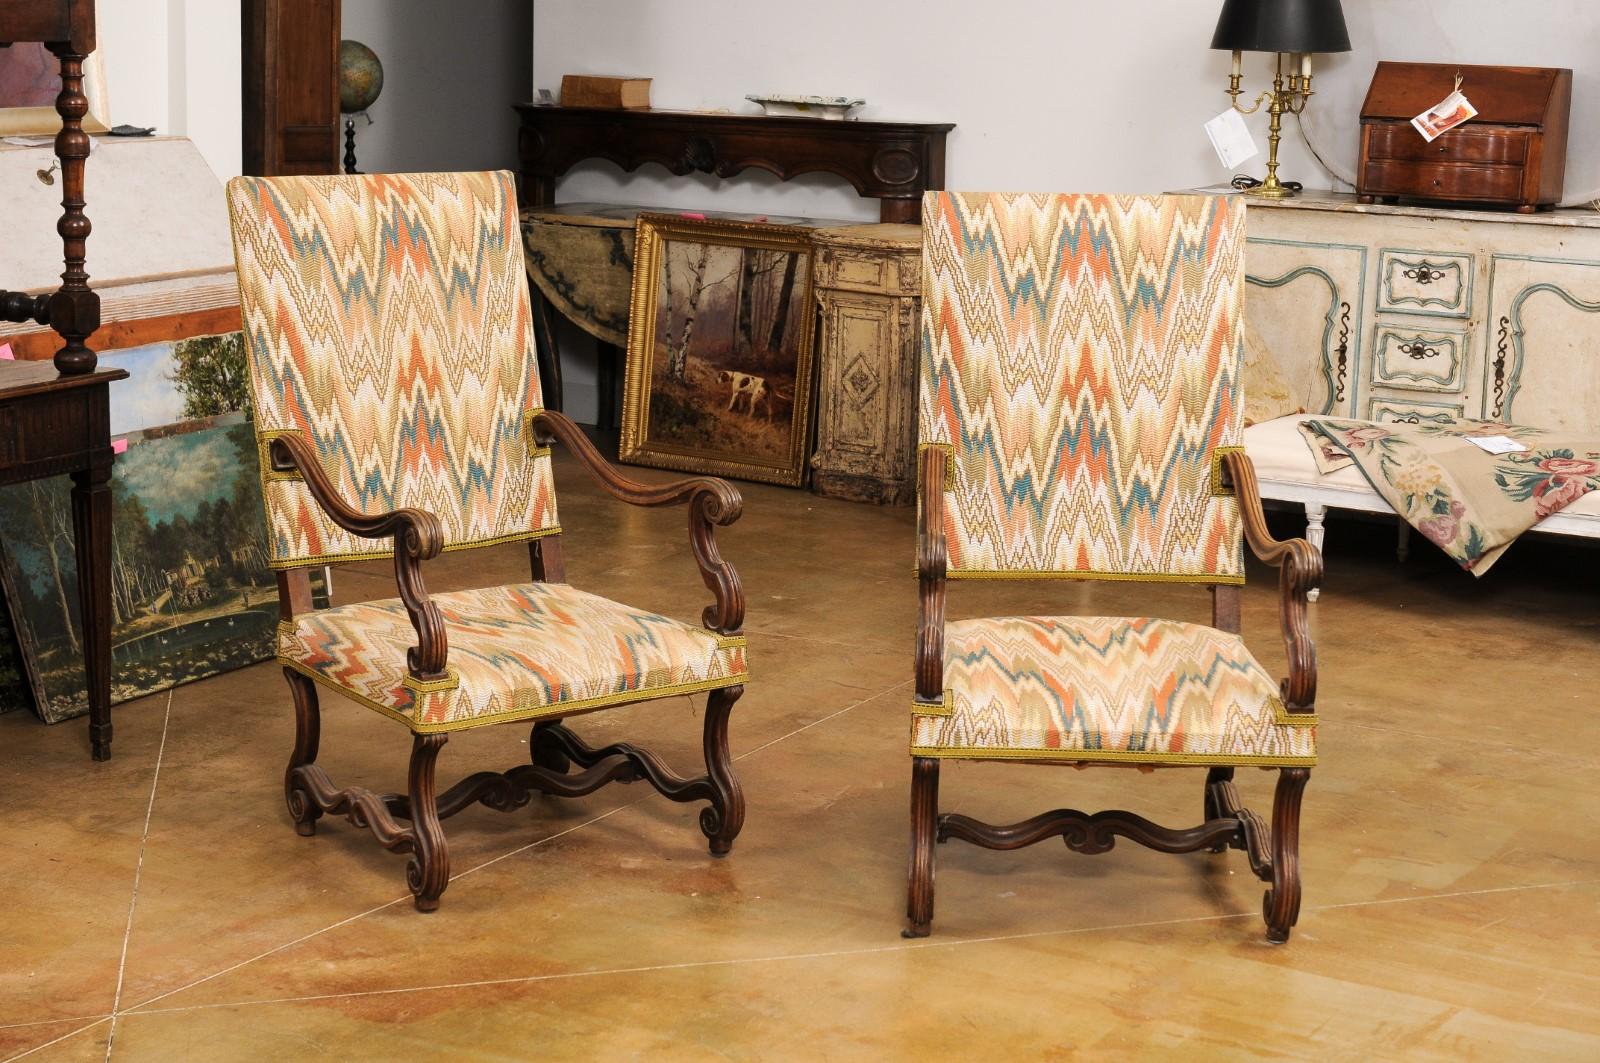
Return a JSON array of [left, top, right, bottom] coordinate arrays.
[[1244, 191, 1600, 433]]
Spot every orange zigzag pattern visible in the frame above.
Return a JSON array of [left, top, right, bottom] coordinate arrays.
[[913, 616, 1313, 763], [228, 171, 558, 567], [919, 192, 1246, 579]]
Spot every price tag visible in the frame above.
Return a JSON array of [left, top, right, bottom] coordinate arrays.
[[1412, 89, 1478, 142], [1204, 109, 1258, 171], [1465, 434, 1527, 455]]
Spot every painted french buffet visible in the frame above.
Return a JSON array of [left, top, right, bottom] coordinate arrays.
[[1245, 191, 1600, 432]]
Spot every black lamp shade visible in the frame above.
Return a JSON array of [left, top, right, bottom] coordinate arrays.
[[1210, 0, 1351, 53]]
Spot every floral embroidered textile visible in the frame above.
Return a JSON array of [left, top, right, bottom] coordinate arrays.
[[1299, 418, 1600, 573]]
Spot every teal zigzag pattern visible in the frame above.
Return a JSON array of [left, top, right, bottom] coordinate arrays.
[[228, 170, 559, 566], [919, 192, 1246, 579], [913, 615, 1314, 763], [281, 582, 747, 731]]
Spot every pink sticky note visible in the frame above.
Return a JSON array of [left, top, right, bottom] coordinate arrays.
[[0, 342, 14, 361], [679, 211, 707, 220], [750, 215, 769, 223], [111, 438, 129, 455]]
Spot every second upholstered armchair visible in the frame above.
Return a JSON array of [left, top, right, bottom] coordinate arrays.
[[907, 191, 1322, 943], [228, 171, 747, 912]]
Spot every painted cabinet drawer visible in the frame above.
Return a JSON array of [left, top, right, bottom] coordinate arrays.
[[1367, 395, 1466, 425], [1369, 323, 1469, 392], [1377, 249, 1473, 317]]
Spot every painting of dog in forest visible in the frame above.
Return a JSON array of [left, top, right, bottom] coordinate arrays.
[[621, 215, 817, 487]]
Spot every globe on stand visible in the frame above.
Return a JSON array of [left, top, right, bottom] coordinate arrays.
[[339, 40, 384, 174]]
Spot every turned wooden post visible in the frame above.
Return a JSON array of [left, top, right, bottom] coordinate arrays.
[[44, 42, 100, 375]]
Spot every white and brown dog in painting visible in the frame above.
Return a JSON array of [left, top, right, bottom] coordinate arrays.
[[719, 370, 768, 416]]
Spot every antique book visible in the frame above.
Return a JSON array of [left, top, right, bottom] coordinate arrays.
[[560, 74, 651, 110]]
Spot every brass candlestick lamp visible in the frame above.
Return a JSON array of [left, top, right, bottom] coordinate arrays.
[[1211, 0, 1350, 198]]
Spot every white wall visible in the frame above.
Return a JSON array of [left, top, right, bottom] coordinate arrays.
[[340, 0, 533, 174], [98, 2, 532, 182], [535, 0, 1600, 209], [532, 0, 1600, 422], [98, 0, 241, 181]]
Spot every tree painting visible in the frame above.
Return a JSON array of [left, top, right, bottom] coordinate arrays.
[[645, 236, 811, 468], [0, 419, 283, 723], [170, 332, 250, 419]]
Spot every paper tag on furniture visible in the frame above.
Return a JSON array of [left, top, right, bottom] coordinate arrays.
[[1411, 90, 1478, 142], [1465, 434, 1527, 455], [1205, 109, 1258, 170]]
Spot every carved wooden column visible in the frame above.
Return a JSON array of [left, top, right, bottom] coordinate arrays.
[[43, 42, 100, 374]]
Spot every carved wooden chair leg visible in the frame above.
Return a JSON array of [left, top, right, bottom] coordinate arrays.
[[406, 734, 451, 912], [1203, 766, 1234, 853], [529, 719, 572, 773], [1264, 767, 1310, 943], [283, 668, 323, 838], [904, 756, 939, 938], [700, 685, 746, 856]]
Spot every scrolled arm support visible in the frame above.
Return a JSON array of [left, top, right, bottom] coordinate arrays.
[[1221, 450, 1320, 712], [268, 434, 448, 680], [530, 410, 745, 635], [915, 446, 948, 703]]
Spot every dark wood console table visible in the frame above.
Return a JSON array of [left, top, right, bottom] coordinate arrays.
[[513, 105, 953, 413], [514, 106, 954, 223], [1, 0, 125, 759]]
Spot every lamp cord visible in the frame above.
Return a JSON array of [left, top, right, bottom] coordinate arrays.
[[1231, 174, 1303, 193]]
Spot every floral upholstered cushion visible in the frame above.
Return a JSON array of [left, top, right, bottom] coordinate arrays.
[[911, 616, 1314, 766], [919, 192, 1247, 582], [280, 583, 748, 733]]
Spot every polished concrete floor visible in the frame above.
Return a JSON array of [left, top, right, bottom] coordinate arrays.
[[4, 450, 1599, 1061]]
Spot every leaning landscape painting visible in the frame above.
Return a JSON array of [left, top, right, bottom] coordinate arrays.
[[0, 418, 279, 722], [621, 216, 817, 486]]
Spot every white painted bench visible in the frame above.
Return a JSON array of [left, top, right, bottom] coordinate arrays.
[[1242, 414, 1600, 600]]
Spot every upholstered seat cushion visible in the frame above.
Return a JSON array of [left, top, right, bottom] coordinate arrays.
[[912, 616, 1315, 766], [280, 582, 748, 733]]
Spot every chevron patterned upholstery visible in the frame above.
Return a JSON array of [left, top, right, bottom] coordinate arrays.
[[280, 582, 748, 733], [913, 617, 1314, 765], [227, 170, 559, 568], [916, 193, 1312, 767], [919, 192, 1246, 581]]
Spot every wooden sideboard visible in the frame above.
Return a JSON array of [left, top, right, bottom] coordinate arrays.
[[514, 106, 954, 224], [1244, 192, 1600, 432], [811, 224, 922, 504]]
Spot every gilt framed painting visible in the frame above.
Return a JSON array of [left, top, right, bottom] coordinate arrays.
[[0, 42, 109, 136], [620, 214, 817, 487]]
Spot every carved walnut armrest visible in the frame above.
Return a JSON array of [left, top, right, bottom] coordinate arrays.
[[268, 433, 448, 681], [1220, 449, 1322, 713], [915, 446, 949, 706], [530, 410, 745, 636]]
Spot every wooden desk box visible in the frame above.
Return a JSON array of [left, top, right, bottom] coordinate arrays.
[[1357, 62, 1571, 213]]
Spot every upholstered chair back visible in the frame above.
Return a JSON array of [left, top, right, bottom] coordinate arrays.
[[227, 170, 558, 569], [919, 192, 1246, 583]]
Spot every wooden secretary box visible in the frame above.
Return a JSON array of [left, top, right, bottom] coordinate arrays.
[[1357, 62, 1571, 213]]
